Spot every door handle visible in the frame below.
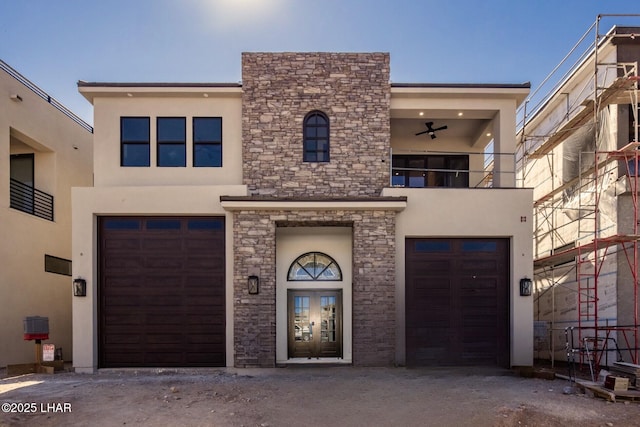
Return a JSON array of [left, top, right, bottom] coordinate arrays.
[[310, 321, 315, 335]]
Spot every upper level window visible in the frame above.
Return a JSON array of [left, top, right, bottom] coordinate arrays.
[[121, 117, 150, 166], [392, 155, 469, 188], [288, 252, 342, 281], [193, 117, 222, 167], [157, 117, 186, 167], [303, 111, 329, 162]]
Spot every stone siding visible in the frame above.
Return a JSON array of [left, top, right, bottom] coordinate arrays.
[[241, 52, 391, 197], [233, 209, 396, 367]]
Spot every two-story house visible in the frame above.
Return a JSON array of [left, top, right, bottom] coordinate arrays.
[[1, 60, 93, 368], [519, 22, 640, 367], [72, 53, 532, 372]]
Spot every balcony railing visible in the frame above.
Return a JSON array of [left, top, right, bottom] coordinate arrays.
[[1, 59, 93, 133], [10, 178, 54, 221], [389, 150, 518, 188]]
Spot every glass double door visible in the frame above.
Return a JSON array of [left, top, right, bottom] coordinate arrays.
[[288, 290, 342, 359]]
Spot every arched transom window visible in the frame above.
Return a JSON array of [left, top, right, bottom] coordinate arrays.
[[288, 252, 342, 281], [303, 111, 330, 162]]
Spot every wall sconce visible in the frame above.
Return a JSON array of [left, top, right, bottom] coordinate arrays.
[[10, 94, 23, 102], [248, 275, 259, 295], [519, 277, 533, 297], [73, 278, 87, 297]]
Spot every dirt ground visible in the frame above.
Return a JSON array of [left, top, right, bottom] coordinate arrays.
[[0, 366, 638, 427]]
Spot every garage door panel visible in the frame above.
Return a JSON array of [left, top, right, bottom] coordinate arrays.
[[104, 334, 142, 344], [407, 261, 451, 275], [142, 238, 183, 251], [406, 238, 509, 367], [99, 216, 226, 368], [186, 256, 223, 269], [459, 260, 499, 272], [460, 278, 498, 290], [185, 239, 224, 250], [103, 238, 141, 250], [104, 256, 145, 269]]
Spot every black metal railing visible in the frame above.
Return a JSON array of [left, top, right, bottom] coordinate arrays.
[[1, 59, 93, 133], [10, 178, 54, 221]]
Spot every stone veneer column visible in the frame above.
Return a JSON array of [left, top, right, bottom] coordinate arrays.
[[233, 209, 396, 367], [241, 52, 391, 197]]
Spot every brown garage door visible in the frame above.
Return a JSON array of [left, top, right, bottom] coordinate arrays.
[[99, 217, 225, 367], [406, 238, 509, 367]]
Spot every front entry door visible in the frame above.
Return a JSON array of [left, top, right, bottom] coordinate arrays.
[[288, 290, 342, 359]]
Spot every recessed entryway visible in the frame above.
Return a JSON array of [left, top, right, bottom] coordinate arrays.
[[275, 227, 352, 365]]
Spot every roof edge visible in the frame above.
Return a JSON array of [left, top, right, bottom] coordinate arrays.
[[392, 82, 531, 89], [77, 81, 242, 88]]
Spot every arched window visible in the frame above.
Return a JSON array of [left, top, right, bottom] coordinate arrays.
[[287, 252, 342, 281], [303, 111, 330, 162]]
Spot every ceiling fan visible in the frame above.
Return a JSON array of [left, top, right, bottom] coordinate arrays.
[[415, 122, 448, 139]]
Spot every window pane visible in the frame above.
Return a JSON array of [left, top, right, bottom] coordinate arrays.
[[157, 118, 185, 142], [415, 241, 451, 252], [408, 172, 425, 187], [146, 219, 181, 230], [317, 140, 329, 152], [316, 150, 329, 162], [316, 127, 328, 138], [288, 252, 342, 281], [103, 219, 141, 230], [304, 140, 317, 151], [188, 218, 224, 230], [194, 117, 222, 142], [392, 172, 406, 187], [305, 127, 317, 138], [121, 117, 149, 142], [122, 143, 150, 166], [158, 143, 186, 167], [194, 143, 222, 167], [304, 151, 317, 162], [462, 241, 497, 252]]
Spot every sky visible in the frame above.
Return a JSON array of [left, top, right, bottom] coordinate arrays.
[[1, 1, 640, 125]]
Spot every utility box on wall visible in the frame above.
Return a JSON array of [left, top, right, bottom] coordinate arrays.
[[23, 316, 49, 341]]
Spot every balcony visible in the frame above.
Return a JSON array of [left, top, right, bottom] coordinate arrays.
[[10, 178, 54, 221], [388, 150, 517, 189]]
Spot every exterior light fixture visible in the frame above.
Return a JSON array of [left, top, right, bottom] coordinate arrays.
[[248, 275, 259, 295], [10, 94, 22, 102], [519, 277, 533, 297], [73, 278, 87, 297]]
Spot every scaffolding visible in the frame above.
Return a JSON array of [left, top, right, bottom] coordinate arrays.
[[518, 15, 640, 372]]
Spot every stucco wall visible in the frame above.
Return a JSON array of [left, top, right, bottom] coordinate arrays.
[[241, 52, 391, 196], [1, 68, 93, 367], [91, 94, 243, 188], [71, 185, 247, 372], [383, 187, 534, 366]]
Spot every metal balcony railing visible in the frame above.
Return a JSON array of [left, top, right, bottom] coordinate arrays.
[[1, 59, 93, 133], [10, 178, 54, 221], [389, 150, 518, 188]]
